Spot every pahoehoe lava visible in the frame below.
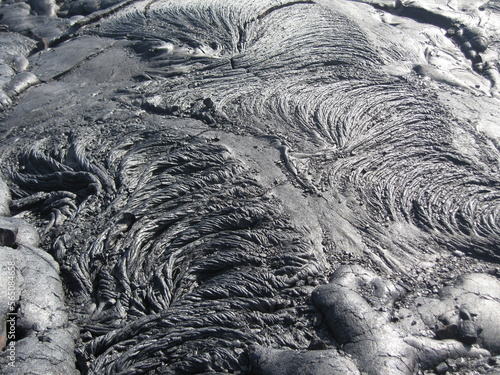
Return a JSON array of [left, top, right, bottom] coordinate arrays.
[[0, 0, 499, 374], [99, 0, 500, 258]]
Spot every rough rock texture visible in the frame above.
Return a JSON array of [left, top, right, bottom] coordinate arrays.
[[312, 265, 492, 374], [415, 272, 500, 355], [250, 345, 361, 375], [0, 0, 499, 374], [0, 195, 79, 375]]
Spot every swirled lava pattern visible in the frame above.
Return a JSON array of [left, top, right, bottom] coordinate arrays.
[[0, 0, 499, 374]]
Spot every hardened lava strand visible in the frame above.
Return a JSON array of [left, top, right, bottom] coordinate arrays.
[[1, 122, 322, 374], [101, 0, 500, 258], [1, 0, 500, 374]]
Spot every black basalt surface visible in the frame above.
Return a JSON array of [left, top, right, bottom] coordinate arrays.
[[0, 0, 499, 374]]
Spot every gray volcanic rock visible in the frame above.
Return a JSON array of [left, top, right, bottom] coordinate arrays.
[[415, 272, 500, 355], [312, 265, 492, 374], [0, 0, 499, 374], [0, 32, 36, 110], [250, 345, 361, 375], [0, 207, 78, 375]]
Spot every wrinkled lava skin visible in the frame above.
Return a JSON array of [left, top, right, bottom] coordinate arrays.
[[0, 0, 499, 374]]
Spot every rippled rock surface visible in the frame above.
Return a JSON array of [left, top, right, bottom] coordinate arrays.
[[0, 0, 499, 374]]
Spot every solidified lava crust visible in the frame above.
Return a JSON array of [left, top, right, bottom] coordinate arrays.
[[0, 0, 499, 374]]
